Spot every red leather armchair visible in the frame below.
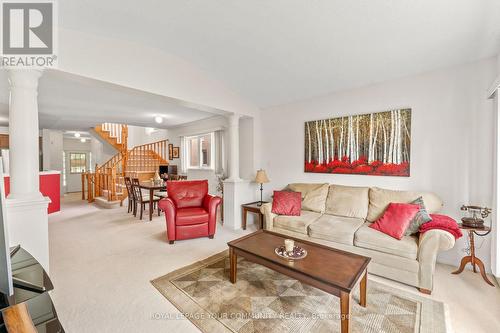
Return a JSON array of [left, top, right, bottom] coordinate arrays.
[[158, 180, 221, 244]]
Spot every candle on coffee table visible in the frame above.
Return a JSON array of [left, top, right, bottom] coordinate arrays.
[[284, 239, 294, 253]]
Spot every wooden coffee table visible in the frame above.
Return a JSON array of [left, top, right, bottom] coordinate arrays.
[[228, 230, 370, 333]]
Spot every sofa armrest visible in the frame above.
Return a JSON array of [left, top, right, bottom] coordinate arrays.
[[158, 198, 176, 241], [260, 202, 277, 230], [417, 229, 456, 292]]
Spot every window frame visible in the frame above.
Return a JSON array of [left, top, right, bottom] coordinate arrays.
[[185, 132, 215, 170], [69, 152, 87, 174]]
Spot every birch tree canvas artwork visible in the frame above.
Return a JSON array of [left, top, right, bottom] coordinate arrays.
[[304, 109, 411, 176]]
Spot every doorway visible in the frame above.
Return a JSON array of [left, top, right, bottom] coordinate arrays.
[[64, 151, 90, 193]]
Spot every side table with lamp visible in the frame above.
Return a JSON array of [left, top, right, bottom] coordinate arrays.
[[452, 205, 495, 286], [255, 169, 269, 206], [241, 170, 270, 230]]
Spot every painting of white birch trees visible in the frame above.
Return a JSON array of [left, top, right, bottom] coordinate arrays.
[[304, 109, 411, 176]]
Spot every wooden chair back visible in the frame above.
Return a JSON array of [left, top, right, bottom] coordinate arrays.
[[124, 177, 133, 199], [131, 178, 143, 202]]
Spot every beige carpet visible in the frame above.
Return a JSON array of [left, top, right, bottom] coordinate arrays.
[[152, 251, 448, 333]]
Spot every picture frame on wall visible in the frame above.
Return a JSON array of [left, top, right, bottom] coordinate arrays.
[[304, 108, 411, 177], [173, 147, 180, 159], [168, 144, 174, 160]]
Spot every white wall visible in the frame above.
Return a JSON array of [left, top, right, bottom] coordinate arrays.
[[239, 117, 255, 180], [90, 137, 115, 167], [127, 126, 168, 149], [42, 129, 64, 194], [59, 28, 258, 117], [259, 57, 497, 270], [491, 54, 500, 278]]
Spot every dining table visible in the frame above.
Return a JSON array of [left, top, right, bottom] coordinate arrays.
[[139, 181, 167, 221]]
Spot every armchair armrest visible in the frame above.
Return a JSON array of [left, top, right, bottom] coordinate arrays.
[[203, 194, 222, 236], [260, 202, 276, 230], [417, 229, 456, 292], [158, 198, 176, 241]]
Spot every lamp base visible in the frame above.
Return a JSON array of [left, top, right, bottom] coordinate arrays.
[[258, 185, 264, 207]]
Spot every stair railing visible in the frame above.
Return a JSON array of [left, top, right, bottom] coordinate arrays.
[[82, 139, 168, 202], [99, 123, 128, 149], [126, 139, 169, 178]]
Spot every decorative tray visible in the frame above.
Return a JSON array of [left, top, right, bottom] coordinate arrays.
[[275, 245, 307, 260]]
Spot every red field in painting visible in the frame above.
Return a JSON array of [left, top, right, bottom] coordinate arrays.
[[304, 157, 410, 177]]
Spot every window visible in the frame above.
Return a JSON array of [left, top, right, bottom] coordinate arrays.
[[69, 153, 87, 173], [186, 133, 214, 169]]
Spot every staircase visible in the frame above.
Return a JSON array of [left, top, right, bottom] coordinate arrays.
[[82, 123, 169, 207], [94, 123, 128, 151]]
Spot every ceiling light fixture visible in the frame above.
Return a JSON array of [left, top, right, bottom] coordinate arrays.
[[80, 138, 86, 143], [74, 132, 81, 138], [155, 116, 163, 124]]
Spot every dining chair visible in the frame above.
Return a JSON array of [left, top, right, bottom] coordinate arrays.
[[124, 177, 134, 213], [131, 178, 161, 220]]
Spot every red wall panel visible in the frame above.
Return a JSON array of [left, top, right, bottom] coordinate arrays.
[[4, 173, 61, 214]]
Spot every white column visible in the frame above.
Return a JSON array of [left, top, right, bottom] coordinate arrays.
[[8, 69, 43, 200], [5, 69, 50, 271], [226, 113, 241, 181], [222, 113, 257, 230]]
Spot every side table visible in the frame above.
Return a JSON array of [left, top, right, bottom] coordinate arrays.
[[452, 223, 494, 286], [241, 201, 268, 230]]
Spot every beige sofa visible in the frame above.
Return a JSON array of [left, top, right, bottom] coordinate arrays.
[[260, 183, 456, 294]]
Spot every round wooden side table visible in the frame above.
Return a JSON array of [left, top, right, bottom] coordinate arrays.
[[452, 223, 494, 286]]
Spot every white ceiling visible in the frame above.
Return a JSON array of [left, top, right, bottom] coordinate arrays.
[[59, 0, 500, 107], [0, 70, 222, 131]]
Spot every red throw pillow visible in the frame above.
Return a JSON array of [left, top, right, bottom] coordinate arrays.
[[370, 203, 420, 240], [272, 191, 301, 216]]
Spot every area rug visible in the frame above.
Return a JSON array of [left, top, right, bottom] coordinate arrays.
[[151, 251, 448, 333]]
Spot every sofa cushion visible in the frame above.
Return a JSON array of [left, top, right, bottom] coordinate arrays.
[[308, 215, 365, 245], [370, 203, 420, 240], [367, 187, 443, 222], [404, 197, 433, 235], [325, 185, 369, 219], [286, 183, 329, 213], [272, 190, 301, 216], [273, 210, 322, 234], [176, 207, 209, 226], [354, 223, 418, 259]]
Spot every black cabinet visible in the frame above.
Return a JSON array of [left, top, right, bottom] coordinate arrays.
[[0, 247, 64, 332]]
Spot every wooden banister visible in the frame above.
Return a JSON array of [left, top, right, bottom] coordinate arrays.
[[124, 139, 168, 179], [82, 136, 168, 203]]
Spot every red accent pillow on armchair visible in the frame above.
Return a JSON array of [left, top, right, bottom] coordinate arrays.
[[272, 191, 301, 216], [370, 203, 420, 240]]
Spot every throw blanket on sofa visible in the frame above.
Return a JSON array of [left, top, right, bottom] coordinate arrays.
[[419, 214, 463, 239]]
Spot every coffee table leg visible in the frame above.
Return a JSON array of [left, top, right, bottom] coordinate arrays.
[[242, 209, 247, 230], [229, 247, 237, 283], [360, 269, 367, 307], [340, 291, 351, 333]]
